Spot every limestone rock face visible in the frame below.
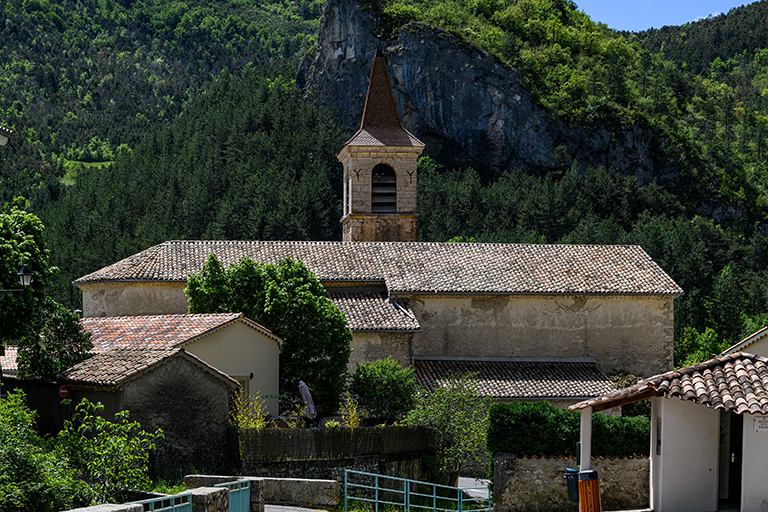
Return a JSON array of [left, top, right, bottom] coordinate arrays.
[[298, 0, 659, 180]]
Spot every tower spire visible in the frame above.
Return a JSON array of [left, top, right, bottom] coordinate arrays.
[[337, 50, 425, 243]]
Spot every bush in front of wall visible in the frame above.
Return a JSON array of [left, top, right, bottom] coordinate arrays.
[[487, 401, 649, 458], [350, 357, 416, 424]]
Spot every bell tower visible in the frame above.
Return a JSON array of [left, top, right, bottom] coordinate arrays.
[[337, 49, 425, 242]]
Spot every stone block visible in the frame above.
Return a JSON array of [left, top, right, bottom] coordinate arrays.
[[189, 486, 228, 512], [260, 477, 340, 509], [65, 505, 143, 512]]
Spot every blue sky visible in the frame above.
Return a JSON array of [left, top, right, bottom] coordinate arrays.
[[575, 0, 757, 32]]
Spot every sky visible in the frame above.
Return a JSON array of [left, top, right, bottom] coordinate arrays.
[[575, 0, 758, 32]]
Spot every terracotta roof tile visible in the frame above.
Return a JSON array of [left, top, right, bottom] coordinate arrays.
[[81, 313, 282, 352], [59, 348, 238, 390], [329, 292, 420, 331], [414, 357, 613, 400], [74, 241, 683, 296], [1, 346, 17, 373], [570, 352, 768, 414]]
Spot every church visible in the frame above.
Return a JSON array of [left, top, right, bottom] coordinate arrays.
[[73, 49, 682, 406]]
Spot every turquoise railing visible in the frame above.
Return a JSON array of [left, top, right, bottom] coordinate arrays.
[[215, 479, 251, 512], [129, 492, 192, 512], [344, 470, 491, 512]]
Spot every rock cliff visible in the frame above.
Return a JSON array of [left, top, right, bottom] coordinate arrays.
[[298, 0, 660, 180]]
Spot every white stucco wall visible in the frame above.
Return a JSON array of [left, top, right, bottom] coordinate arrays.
[[409, 294, 675, 377], [183, 321, 281, 415], [740, 414, 768, 512], [739, 336, 768, 358], [651, 397, 719, 512]]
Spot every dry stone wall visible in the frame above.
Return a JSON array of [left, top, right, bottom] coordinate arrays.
[[493, 454, 649, 512]]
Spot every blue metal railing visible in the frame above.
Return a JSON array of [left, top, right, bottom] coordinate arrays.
[[129, 492, 192, 512], [344, 470, 491, 512], [215, 479, 251, 512]]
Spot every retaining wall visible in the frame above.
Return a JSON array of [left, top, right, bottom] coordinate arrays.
[[493, 454, 649, 512]]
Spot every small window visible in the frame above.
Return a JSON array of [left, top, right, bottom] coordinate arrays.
[[372, 164, 396, 213]]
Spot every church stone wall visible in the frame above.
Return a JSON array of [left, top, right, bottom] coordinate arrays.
[[81, 281, 188, 318], [348, 331, 411, 373], [408, 294, 674, 377]]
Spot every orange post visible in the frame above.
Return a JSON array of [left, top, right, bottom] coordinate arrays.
[[578, 470, 601, 512]]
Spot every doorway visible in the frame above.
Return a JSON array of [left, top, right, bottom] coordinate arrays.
[[718, 410, 743, 511]]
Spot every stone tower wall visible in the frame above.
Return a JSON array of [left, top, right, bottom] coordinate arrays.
[[338, 146, 421, 242]]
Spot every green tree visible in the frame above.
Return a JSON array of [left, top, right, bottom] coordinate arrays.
[[405, 373, 491, 484], [186, 254, 351, 415], [0, 390, 92, 511], [0, 206, 57, 344], [350, 357, 416, 423], [16, 298, 93, 380], [57, 398, 163, 504]]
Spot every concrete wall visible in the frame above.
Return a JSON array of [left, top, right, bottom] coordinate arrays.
[[493, 454, 649, 512], [409, 294, 675, 376], [741, 415, 768, 512], [81, 281, 188, 318], [121, 355, 233, 480], [348, 331, 411, 371], [185, 321, 280, 415], [651, 397, 719, 512]]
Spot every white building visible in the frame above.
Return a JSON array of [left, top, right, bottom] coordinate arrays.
[[571, 351, 768, 512]]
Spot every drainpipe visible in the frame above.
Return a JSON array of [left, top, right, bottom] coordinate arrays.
[[408, 333, 414, 366], [580, 407, 593, 471], [389, 295, 417, 366]]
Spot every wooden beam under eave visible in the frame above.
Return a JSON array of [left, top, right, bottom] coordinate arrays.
[[590, 388, 662, 413]]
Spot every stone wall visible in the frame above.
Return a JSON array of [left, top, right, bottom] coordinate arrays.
[[241, 452, 428, 485], [348, 331, 411, 371], [185, 475, 336, 510], [409, 294, 674, 377], [493, 454, 649, 512]]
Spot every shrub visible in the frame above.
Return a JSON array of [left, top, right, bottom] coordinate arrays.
[[57, 399, 164, 503], [406, 373, 491, 484], [230, 387, 267, 431], [486, 401, 649, 457], [350, 357, 416, 423], [0, 390, 92, 511]]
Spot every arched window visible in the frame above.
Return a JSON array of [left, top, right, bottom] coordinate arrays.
[[371, 164, 397, 213]]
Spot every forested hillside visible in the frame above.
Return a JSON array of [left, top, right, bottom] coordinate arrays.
[[631, 2, 768, 75], [4, 0, 768, 366], [0, 0, 321, 203]]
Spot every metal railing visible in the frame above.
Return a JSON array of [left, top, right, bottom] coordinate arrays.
[[129, 492, 192, 512], [215, 479, 251, 512], [344, 470, 491, 512]]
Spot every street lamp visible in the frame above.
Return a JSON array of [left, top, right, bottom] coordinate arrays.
[[0, 267, 34, 292], [0, 267, 33, 400]]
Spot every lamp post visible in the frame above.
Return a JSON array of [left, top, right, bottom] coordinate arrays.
[[0, 267, 33, 400]]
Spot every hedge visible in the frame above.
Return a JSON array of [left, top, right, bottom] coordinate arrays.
[[486, 401, 650, 457]]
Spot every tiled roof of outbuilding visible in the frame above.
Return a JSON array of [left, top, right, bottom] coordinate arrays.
[[81, 312, 282, 352], [329, 292, 420, 332], [414, 357, 613, 400], [570, 352, 768, 415], [1, 346, 17, 373], [73, 240, 683, 296], [59, 348, 238, 390]]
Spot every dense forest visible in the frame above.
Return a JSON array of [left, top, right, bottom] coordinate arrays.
[[4, 0, 768, 366]]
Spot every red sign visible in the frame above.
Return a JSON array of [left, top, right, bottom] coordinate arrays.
[[59, 385, 68, 398]]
